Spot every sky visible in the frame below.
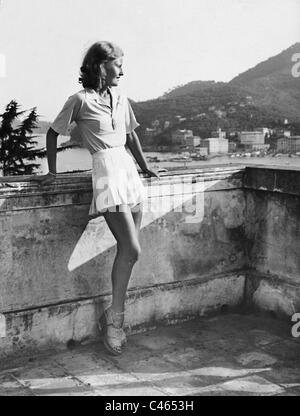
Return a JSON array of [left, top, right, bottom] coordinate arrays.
[[0, 0, 299, 120]]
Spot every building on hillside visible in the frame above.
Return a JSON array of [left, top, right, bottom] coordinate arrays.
[[277, 136, 300, 153], [251, 144, 270, 151], [151, 120, 160, 128], [256, 127, 271, 138], [214, 109, 227, 118], [277, 137, 289, 153], [239, 131, 265, 145], [145, 128, 156, 136], [194, 113, 207, 119], [271, 128, 291, 138], [284, 130, 292, 138], [211, 128, 226, 139], [228, 107, 236, 114], [185, 136, 201, 148], [218, 139, 229, 154], [171, 129, 193, 145], [174, 115, 183, 122], [202, 138, 219, 154], [227, 130, 239, 138], [290, 136, 300, 152], [202, 138, 229, 154], [238, 131, 265, 150], [144, 128, 157, 139]]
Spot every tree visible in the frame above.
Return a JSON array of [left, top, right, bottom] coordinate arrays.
[[0, 100, 76, 176], [0, 100, 43, 176]]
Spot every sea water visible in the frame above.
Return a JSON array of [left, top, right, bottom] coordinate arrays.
[[34, 134, 300, 174]]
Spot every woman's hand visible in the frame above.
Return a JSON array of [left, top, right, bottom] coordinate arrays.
[[142, 167, 160, 179], [31, 172, 57, 186]]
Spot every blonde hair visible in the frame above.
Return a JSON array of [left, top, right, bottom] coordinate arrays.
[[79, 41, 124, 90]]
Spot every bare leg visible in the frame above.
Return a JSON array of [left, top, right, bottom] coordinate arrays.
[[131, 201, 143, 240], [103, 206, 141, 319]]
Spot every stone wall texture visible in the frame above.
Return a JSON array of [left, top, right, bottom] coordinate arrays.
[[0, 164, 299, 356]]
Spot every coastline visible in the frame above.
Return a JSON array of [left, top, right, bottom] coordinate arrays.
[[33, 134, 300, 174]]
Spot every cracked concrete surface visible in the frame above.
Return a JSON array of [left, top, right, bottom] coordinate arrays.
[[0, 313, 299, 396]]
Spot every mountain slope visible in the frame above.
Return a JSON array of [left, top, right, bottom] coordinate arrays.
[[229, 43, 300, 121], [131, 43, 300, 141]]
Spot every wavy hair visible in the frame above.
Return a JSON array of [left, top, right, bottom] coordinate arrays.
[[79, 41, 124, 90]]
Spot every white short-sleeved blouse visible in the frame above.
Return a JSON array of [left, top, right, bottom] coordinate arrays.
[[50, 87, 140, 154]]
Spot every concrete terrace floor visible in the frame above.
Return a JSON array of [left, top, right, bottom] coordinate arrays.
[[0, 312, 300, 396]]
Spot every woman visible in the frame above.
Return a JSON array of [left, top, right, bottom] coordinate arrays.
[[33, 41, 159, 355]]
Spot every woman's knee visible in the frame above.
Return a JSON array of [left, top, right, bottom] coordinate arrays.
[[128, 243, 141, 262], [119, 242, 141, 262]]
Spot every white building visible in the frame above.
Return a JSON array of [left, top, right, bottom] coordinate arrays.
[[238, 131, 265, 150], [283, 130, 291, 138], [239, 131, 265, 145], [202, 138, 229, 154], [218, 139, 229, 153]]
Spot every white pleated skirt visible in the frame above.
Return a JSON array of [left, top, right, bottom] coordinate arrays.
[[88, 146, 147, 216]]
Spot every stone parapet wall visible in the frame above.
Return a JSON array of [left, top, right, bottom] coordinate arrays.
[[0, 164, 300, 356], [0, 166, 246, 313], [244, 166, 300, 317], [0, 165, 246, 355]]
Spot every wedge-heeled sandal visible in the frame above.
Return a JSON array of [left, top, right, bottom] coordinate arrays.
[[98, 307, 126, 355]]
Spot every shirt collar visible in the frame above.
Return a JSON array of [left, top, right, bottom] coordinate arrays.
[[86, 87, 120, 110]]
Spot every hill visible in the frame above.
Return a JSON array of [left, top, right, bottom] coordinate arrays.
[[130, 43, 300, 143], [230, 43, 300, 121]]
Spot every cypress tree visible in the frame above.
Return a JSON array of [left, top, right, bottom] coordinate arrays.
[[0, 101, 42, 176], [0, 100, 81, 176]]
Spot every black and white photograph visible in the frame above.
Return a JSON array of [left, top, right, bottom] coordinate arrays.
[[0, 0, 300, 399]]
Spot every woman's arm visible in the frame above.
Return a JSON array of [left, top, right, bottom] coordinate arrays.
[[46, 127, 59, 173], [126, 131, 160, 178], [31, 127, 59, 185], [126, 130, 148, 172]]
